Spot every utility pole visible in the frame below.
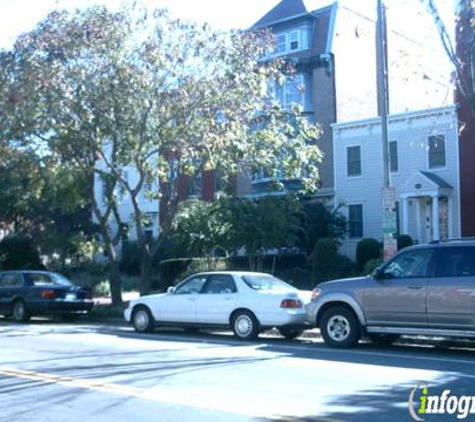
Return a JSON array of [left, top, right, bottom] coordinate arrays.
[[376, 0, 397, 260]]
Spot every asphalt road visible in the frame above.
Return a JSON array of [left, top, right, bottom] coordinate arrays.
[[1, 319, 475, 422]]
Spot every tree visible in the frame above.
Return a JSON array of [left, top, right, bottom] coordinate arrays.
[[223, 196, 302, 270], [424, 0, 475, 115], [295, 201, 347, 257], [0, 4, 322, 301]]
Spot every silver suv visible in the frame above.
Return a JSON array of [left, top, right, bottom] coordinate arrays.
[[306, 240, 475, 348]]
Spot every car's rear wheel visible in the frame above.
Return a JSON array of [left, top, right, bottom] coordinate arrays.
[[368, 333, 400, 346], [12, 300, 30, 323], [278, 327, 304, 340], [132, 306, 155, 333], [320, 306, 360, 348], [232, 310, 259, 341]]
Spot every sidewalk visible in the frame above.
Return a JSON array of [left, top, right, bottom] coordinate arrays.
[[93, 291, 140, 306]]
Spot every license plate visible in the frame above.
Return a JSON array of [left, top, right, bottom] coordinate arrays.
[[65, 293, 76, 300]]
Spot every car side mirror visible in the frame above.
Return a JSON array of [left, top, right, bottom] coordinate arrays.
[[167, 286, 175, 294], [372, 267, 385, 281]]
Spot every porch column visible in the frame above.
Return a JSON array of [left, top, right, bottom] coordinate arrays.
[[448, 197, 454, 239], [415, 199, 422, 243], [432, 195, 440, 241], [402, 197, 409, 234]]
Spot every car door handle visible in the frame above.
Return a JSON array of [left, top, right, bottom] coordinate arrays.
[[407, 286, 423, 290]]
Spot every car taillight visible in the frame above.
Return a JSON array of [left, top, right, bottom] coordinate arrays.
[[41, 290, 57, 299], [280, 299, 302, 309]]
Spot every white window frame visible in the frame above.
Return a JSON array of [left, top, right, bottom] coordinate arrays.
[[427, 133, 447, 170], [348, 204, 364, 239], [346, 145, 362, 178]]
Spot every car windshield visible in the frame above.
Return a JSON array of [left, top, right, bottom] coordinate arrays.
[[241, 275, 296, 292], [30, 273, 74, 287]]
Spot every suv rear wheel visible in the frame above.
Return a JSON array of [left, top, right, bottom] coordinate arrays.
[[320, 306, 360, 348]]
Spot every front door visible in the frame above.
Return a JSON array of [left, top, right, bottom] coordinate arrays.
[[158, 275, 208, 323], [364, 248, 435, 327], [427, 246, 475, 329], [196, 274, 238, 324]]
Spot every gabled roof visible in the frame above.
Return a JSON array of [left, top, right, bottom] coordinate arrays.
[[251, 0, 308, 29], [420, 171, 454, 189]]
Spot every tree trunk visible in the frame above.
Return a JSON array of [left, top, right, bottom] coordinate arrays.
[[109, 259, 123, 307], [139, 249, 153, 295]]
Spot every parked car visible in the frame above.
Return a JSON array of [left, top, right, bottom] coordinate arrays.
[[0, 271, 94, 322], [124, 271, 311, 340], [307, 240, 475, 348]]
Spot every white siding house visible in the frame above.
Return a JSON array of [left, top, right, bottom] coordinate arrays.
[[333, 106, 460, 259]]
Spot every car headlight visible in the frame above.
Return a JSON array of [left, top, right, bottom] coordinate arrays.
[[311, 288, 322, 300]]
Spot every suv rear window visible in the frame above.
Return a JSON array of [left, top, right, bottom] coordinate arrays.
[[435, 247, 475, 277]]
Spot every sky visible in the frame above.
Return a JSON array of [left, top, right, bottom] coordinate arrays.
[[0, 0, 454, 50]]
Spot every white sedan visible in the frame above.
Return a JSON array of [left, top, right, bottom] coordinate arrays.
[[124, 271, 311, 340]]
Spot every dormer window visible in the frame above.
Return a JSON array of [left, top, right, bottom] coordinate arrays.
[[274, 34, 287, 55], [289, 31, 300, 51], [272, 27, 310, 56]]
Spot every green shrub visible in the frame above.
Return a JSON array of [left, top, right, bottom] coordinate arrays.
[[0, 236, 42, 270], [397, 234, 413, 251], [312, 238, 338, 281], [356, 238, 381, 273], [363, 258, 384, 276], [94, 280, 111, 296]]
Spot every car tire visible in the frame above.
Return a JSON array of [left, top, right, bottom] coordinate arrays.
[[368, 334, 400, 346], [320, 306, 361, 348], [132, 306, 155, 333], [278, 327, 304, 340], [12, 300, 31, 323], [232, 310, 259, 341]]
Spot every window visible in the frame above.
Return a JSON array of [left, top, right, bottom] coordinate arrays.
[[29, 273, 73, 287], [188, 172, 202, 197], [272, 29, 309, 56], [389, 141, 398, 172], [0, 273, 23, 287], [175, 276, 207, 295], [202, 275, 237, 294], [289, 31, 300, 51], [273, 75, 304, 109], [384, 249, 434, 278], [348, 204, 363, 238], [347, 146, 362, 177], [428, 135, 446, 168], [435, 247, 475, 277], [274, 33, 287, 55], [241, 275, 295, 292]]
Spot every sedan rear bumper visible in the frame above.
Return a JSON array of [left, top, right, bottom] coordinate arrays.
[[28, 300, 94, 315]]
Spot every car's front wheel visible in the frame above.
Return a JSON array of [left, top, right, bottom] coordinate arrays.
[[232, 310, 259, 341], [12, 300, 30, 323], [320, 306, 360, 348], [132, 306, 155, 333], [278, 327, 304, 340]]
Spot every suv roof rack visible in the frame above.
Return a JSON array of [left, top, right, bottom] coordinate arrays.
[[429, 237, 475, 244]]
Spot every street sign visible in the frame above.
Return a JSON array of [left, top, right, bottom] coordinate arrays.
[[382, 187, 396, 209], [383, 237, 397, 261]]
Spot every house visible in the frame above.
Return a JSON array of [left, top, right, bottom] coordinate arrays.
[[333, 105, 460, 259], [245, 0, 452, 202]]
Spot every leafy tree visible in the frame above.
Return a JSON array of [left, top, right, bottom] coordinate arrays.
[[0, 5, 322, 301], [170, 199, 230, 262], [223, 196, 302, 270], [295, 201, 347, 257]]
